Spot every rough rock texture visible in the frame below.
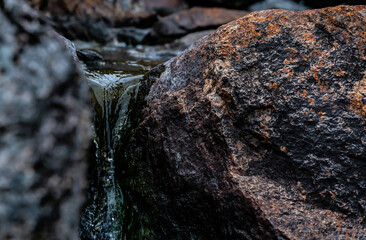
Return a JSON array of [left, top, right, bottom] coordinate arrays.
[[297, 0, 365, 9], [0, 0, 91, 239], [133, 5, 366, 239], [145, 7, 248, 44]]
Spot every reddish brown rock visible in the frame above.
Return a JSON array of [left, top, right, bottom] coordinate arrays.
[[127, 5, 366, 239], [145, 7, 248, 44]]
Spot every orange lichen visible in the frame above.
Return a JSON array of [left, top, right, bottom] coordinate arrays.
[[266, 22, 282, 38], [296, 31, 317, 47], [334, 69, 347, 77], [281, 67, 294, 78], [349, 73, 366, 117], [308, 98, 315, 105], [300, 90, 307, 98], [270, 81, 278, 90]]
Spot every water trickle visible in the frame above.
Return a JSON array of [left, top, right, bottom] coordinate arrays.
[[77, 43, 178, 240], [80, 64, 155, 240]]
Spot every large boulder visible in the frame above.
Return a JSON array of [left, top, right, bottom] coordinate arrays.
[[144, 7, 248, 44], [0, 1, 90, 239], [129, 5, 366, 239]]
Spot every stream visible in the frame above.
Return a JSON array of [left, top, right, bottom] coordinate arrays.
[[78, 42, 180, 240]]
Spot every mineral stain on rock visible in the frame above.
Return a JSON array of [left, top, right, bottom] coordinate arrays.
[[123, 5, 366, 239]]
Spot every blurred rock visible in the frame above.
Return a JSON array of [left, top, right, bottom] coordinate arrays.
[[76, 49, 104, 66], [130, 5, 366, 239], [144, 7, 248, 44], [249, 0, 309, 11], [28, 0, 187, 43], [184, 0, 258, 8], [142, 0, 187, 15], [0, 1, 91, 239], [54, 31, 78, 61], [53, 18, 113, 44], [170, 29, 215, 50], [115, 27, 151, 45], [77, 49, 103, 62]]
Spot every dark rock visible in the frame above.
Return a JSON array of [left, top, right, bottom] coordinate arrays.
[[29, 0, 187, 43], [144, 7, 248, 44], [115, 27, 151, 45], [129, 5, 366, 239], [0, 1, 91, 239], [53, 17, 113, 44], [249, 0, 309, 11], [76, 49, 104, 63]]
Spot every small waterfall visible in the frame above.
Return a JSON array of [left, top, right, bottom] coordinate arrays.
[[80, 69, 143, 240], [76, 43, 174, 240]]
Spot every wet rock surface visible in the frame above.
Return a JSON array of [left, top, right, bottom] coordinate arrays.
[[145, 7, 248, 44], [129, 6, 366, 239], [0, 0, 91, 239]]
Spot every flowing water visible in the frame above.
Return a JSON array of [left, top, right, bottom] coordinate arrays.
[[78, 43, 177, 240]]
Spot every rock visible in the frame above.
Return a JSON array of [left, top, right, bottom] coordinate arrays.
[[29, 0, 187, 43], [144, 7, 248, 44], [115, 27, 152, 45], [53, 17, 113, 44], [172, 29, 215, 49], [54, 31, 78, 61], [184, 0, 258, 8], [297, 0, 365, 9], [76, 49, 104, 63], [0, 1, 91, 239], [142, 0, 187, 15], [249, 0, 309, 11], [130, 5, 366, 239]]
